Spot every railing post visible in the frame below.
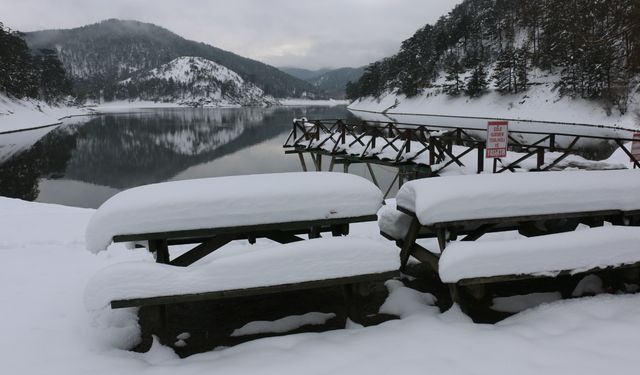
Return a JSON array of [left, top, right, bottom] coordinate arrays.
[[477, 143, 485, 173]]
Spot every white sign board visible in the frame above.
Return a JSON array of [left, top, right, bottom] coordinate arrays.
[[486, 121, 509, 158], [631, 132, 640, 163]]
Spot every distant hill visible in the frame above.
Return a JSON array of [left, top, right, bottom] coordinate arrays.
[[280, 67, 332, 81], [280, 66, 365, 99], [118, 56, 276, 106], [24, 19, 320, 101]]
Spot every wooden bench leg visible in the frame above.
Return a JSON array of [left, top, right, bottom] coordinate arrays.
[[149, 239, 170, 264], [399, 217, 421, 272], [343, 284, 365, 325], [309, 226, 321, 239], [135, 305, 168, 352]]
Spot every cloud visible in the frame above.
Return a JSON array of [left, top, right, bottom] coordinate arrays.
[[0, 0, 462, 69]]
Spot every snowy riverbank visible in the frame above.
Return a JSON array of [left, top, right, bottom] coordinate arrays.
[[2, 196, 640, 374], [0, 93, 88, 134], [92, 98, 350, 113], [349, 78, 640, 133]]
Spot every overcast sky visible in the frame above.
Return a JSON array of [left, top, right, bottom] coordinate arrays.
[[1, 0, 462, 70]]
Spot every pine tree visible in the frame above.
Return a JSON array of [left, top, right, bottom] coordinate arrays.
[[443, 54, 464, 96], [36, 49, 72, 101], [514, 47, 529, 93], [465, 64, 488, 97], [492, 47, 515, 93]]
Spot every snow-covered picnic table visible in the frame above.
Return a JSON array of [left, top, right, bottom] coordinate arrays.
[[378, 170, 640, 316], [86, 172, 383, 265], [84, 172, 399, 353]]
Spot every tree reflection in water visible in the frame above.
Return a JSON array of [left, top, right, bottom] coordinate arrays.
[[0, 106, 350, 207]]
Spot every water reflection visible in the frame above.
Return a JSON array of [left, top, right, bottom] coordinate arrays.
[[0, 106, 350, 208]]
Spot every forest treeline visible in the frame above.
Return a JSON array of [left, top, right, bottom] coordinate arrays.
[[347, 0, 640, 113], [0, 23, 71, 102]]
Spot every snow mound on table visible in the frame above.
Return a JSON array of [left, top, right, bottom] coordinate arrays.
[[439, 226, 640, 283], [84, 237, 399, 310], [377, 200, 412, 240], [85, 172, 383, 253], [397, 169, 640, 225]]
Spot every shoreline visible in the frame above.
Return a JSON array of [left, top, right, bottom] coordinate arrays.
[[0, 98, 350, 135]]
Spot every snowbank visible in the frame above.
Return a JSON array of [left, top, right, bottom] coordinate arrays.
[[281, 99, 349, 107], [439, 226, 640, 282], [84, 237, 399, 310], [396, 169, 640, 225], [348, 82, 640, 142], [85, 172, 383, 252], [0, 92, 86, 133], [4, 196, 640, 374]]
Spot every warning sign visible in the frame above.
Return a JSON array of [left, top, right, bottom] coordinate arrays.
[[632, 132, 640, 163], [486, 121, 509, 158]]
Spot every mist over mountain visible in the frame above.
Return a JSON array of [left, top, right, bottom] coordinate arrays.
[[280, 67, 332, 81], [280, 66, 364, 99], [24, 19, 320, 102]]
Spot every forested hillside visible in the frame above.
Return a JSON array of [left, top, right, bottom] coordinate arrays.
[[348, 0, 640, 113], [25, 19, 319, 101], [0, 23, 71, 102], [281, 66, 364, 98]]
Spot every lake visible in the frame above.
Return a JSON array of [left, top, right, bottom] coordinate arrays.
[[0, 106, 399, 208]]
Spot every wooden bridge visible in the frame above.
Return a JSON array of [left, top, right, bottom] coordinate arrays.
[[283, 117, 639, 197]]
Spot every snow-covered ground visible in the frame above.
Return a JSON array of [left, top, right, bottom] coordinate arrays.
[[3, 196, 640, 374], [280, 98, 349, 107], [0, 93, 87, 133], [349, 76, 640, 141]]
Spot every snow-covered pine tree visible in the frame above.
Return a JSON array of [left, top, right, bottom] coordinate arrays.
[[465, 64, 488, 97], [492, 47, 515, 93], [443, 54, 465, 96], [514, 47, 529, 93]]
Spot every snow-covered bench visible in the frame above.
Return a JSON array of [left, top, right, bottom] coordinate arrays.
[[86, 172, 383, 265], [439, 226, 640, 285], [86, 237, 399, 353]]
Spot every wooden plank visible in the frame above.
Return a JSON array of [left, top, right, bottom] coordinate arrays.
[[432, 209, 624, 229], [169, 235, 234, 267], [408, 243, 440, 272], [461, 223, 497, 242], [394, 205, 624, 230], [113, 215, 378, 243], [111, 271, 399, 309], [457, 261, 640, 286], [264, 232, 305, 244]]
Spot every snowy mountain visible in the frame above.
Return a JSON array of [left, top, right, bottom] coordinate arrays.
[[118, 57, 276, 107], [24, 19, 320, 101]]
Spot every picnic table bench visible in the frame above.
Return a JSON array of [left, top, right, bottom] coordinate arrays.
[[85, 172, 399, 355], [380, 170, 640, 320]]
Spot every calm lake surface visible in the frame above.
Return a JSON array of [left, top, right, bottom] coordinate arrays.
[[0, 106, 399, 208]]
